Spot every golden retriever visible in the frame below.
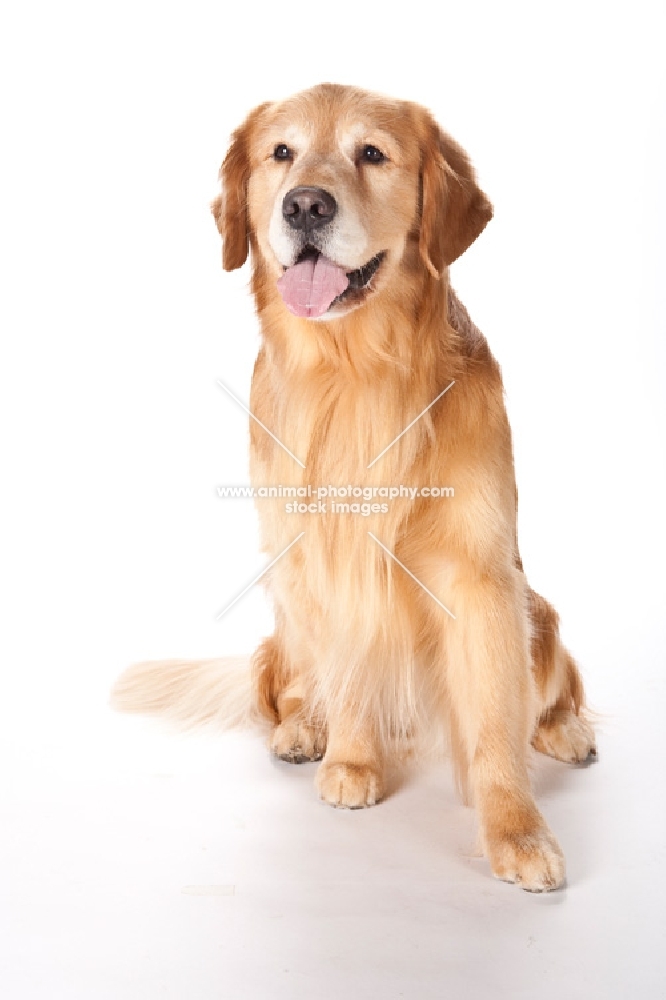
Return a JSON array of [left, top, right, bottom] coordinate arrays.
[[112, 83, 596, 892]]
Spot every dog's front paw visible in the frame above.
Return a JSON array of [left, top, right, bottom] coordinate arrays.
[[270, 718, 326, 763], [532, 709, 597, 764], [488, 826, 566, 892], [315, 761, 383, 809]]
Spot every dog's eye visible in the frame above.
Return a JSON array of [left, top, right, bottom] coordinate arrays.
[[360, 144, 386, 164], [273, 144, 292, 161]]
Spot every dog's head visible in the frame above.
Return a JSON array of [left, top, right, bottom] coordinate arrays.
[[212, 84, 492, 320]]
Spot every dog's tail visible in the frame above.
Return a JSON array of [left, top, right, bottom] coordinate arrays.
[[110, 656, 256, 731]]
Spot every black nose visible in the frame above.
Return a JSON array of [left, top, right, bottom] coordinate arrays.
[[282, 186, 337, 232]]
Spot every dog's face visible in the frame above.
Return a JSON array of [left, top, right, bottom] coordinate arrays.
[[213, 84, 492, 320]]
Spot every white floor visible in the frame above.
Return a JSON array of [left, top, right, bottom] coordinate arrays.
[[1, 639, 664, 1000]]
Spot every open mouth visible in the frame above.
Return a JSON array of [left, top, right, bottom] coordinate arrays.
[[277, 246, 387, 319], [295, 245, 385, 293]]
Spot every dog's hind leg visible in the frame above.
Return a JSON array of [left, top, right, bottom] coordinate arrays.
[[528, 588, 596, 764], [252, 632, 326, 763]]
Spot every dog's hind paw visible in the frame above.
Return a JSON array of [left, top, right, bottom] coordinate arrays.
[[532, 709, 597, 764], [270, 718, 326, 764]]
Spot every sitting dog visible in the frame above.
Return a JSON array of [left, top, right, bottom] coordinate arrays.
[[113, 84, 596, 892]]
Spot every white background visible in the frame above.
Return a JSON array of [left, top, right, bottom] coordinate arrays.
[[1, 1, 665, 997]]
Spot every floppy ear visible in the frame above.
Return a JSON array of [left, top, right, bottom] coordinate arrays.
[[211, 103, 269, 272], [418, 115, 493, 276]]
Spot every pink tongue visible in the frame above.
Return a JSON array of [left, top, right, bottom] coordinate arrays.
[[277, 254, 349, 318]]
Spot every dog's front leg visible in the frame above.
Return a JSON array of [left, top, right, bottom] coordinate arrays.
[[315, 712, 384, 810], [445, 563, 566, 891]]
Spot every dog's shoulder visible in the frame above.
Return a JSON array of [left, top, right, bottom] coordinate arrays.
[[447, 287, 486, 359]]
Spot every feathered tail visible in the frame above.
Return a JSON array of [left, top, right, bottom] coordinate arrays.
[[110, 656, 257, 731]]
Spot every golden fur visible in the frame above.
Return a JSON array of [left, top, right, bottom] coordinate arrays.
[[112, 84, 595, 892]]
